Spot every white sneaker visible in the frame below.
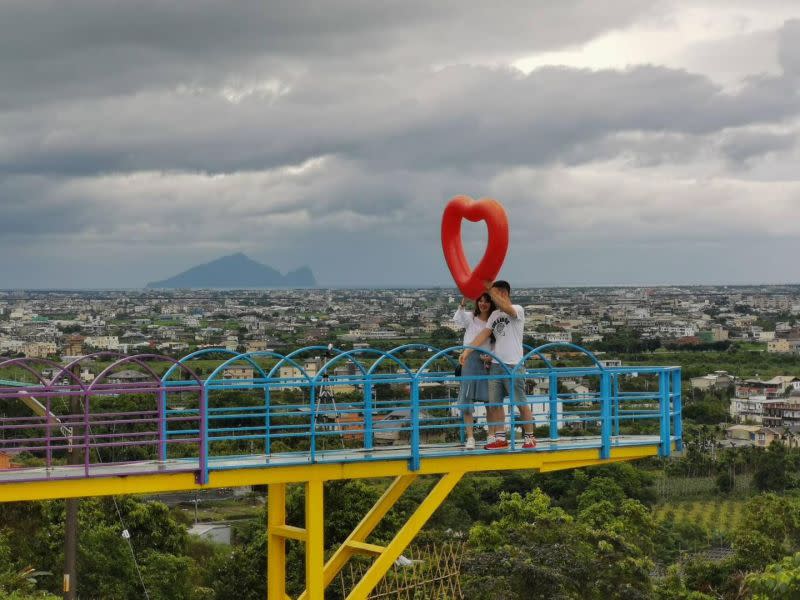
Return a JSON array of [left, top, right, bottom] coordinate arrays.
[[465, 438, 476, 450]]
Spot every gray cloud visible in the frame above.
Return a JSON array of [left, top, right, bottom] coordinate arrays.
[[2, 59, 798, 178], [2, 2, 800, 287], [718, 128, 796, 163], [0, 0, 654, 110], [779, 20, 800, 78]]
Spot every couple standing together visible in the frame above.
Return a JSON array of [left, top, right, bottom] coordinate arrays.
[[454, 280, 536, 451]]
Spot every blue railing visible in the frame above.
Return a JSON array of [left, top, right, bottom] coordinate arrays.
[[0, 344, 682, 485]]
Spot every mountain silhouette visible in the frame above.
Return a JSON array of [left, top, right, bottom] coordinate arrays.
[[146, 253, 317, 288]]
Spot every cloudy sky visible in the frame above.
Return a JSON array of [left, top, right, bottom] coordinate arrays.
[[3, 0, 800, 288]]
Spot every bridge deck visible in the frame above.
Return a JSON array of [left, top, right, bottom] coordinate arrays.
[[0, 435, 667, 502], [0, 344, 682, 503]]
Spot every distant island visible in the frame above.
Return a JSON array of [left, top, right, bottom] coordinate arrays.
[[146, 253, 317, 288]]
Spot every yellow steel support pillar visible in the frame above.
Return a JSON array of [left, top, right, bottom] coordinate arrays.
[[297, 474, 417, 600], [267, 483, 288, 600], [267, 481, 326, 600], [345, 471, 464, 600], [305, 480, 325, 600]]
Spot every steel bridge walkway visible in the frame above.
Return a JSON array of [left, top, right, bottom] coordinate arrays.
[[0, 343, 682, 599]]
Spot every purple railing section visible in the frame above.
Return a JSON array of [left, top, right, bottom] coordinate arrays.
[[0, 354, 206, 482]]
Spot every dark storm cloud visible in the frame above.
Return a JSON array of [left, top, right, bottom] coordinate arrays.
[[2, 3, 799, 181], [0, 0, 653, 109], [2, 60, 799, 178], [2, 1, 800, 287]]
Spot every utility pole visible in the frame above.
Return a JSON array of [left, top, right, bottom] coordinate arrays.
[[63, 363, 81, 600], [63, 494, 78, 599]]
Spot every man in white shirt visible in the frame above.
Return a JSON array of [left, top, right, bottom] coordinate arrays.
[[460, 280, 536, 449]]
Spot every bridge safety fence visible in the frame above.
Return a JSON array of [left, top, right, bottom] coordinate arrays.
[[0, 343, 682, 485]]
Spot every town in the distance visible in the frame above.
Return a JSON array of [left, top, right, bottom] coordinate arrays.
[[3, 284, 799, 445]]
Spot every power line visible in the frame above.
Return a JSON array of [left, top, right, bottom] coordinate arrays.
[[78, 395, 150, 600]]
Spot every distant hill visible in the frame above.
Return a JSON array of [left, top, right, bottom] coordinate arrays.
[[146, 253, 317, 288]]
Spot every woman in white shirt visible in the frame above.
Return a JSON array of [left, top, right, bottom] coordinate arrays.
[[452, 293, 495, 449]]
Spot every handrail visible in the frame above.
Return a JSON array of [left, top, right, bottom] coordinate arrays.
[[0, 344, 681, 484]]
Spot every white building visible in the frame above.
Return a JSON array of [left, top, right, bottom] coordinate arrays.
[[340, 329, 400, 341], [84, 336, 120, 351], [690, 371, 734, 391], [730, 395, 784, 424], [0, 339, 24, 354], [599, 359, 622, 368], [544, 331, 572, 343]]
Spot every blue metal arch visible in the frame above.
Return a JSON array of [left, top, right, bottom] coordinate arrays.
[[313, 348, 415, 384], [368, 343, 458, 375], [417, 345, 516, 376], [521, 344, 555, 369], [524, 342, 605, 369], [206, 351, 311, 386], [268, 345, 368, 379], [162, 347, 269, 383]]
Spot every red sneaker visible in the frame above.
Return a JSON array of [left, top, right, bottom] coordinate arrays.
[[522, 438, 537, 449], [484, 439, 509, 450]]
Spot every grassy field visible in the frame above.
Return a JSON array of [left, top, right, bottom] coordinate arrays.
[[619, 348, 800, 379], [178, 497, 264, 522], [652, 498, 747, 535], [653, 473, 753, 500]]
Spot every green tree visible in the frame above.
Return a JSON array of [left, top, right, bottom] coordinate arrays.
[[653, 565, 717, 599], [0, 531, 59, 599], [715, 470, 734, 494], [72, 497, 196, 598], [430, 326, 459, 348], [464, 489, 587, 599], [575, 482, 656, 597], [138, 551, 195, 600], [679, 558, 742, 599], [753, 443, 796, 493], [463, 488, 655, 599], [746, 552, 800, 599], [202, 529, 266, 600], [732, 494, 800, 571]]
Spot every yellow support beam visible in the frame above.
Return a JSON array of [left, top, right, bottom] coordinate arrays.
[[297, 474, 417, 600], [0, 445, 663, 503], [345, 540, 386, 556], [0, 444, 672, 600], [305, 480, 325, 600], [270, 525, 307, 542], [267, 483, 288, 600], [346, 471, 464, 600], [538, 454, 650, 472]]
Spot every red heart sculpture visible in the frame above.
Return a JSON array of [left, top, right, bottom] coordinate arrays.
[[441, 195, 509, 299]]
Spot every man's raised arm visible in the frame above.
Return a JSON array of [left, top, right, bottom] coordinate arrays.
[[486, 282, 519, 318]]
